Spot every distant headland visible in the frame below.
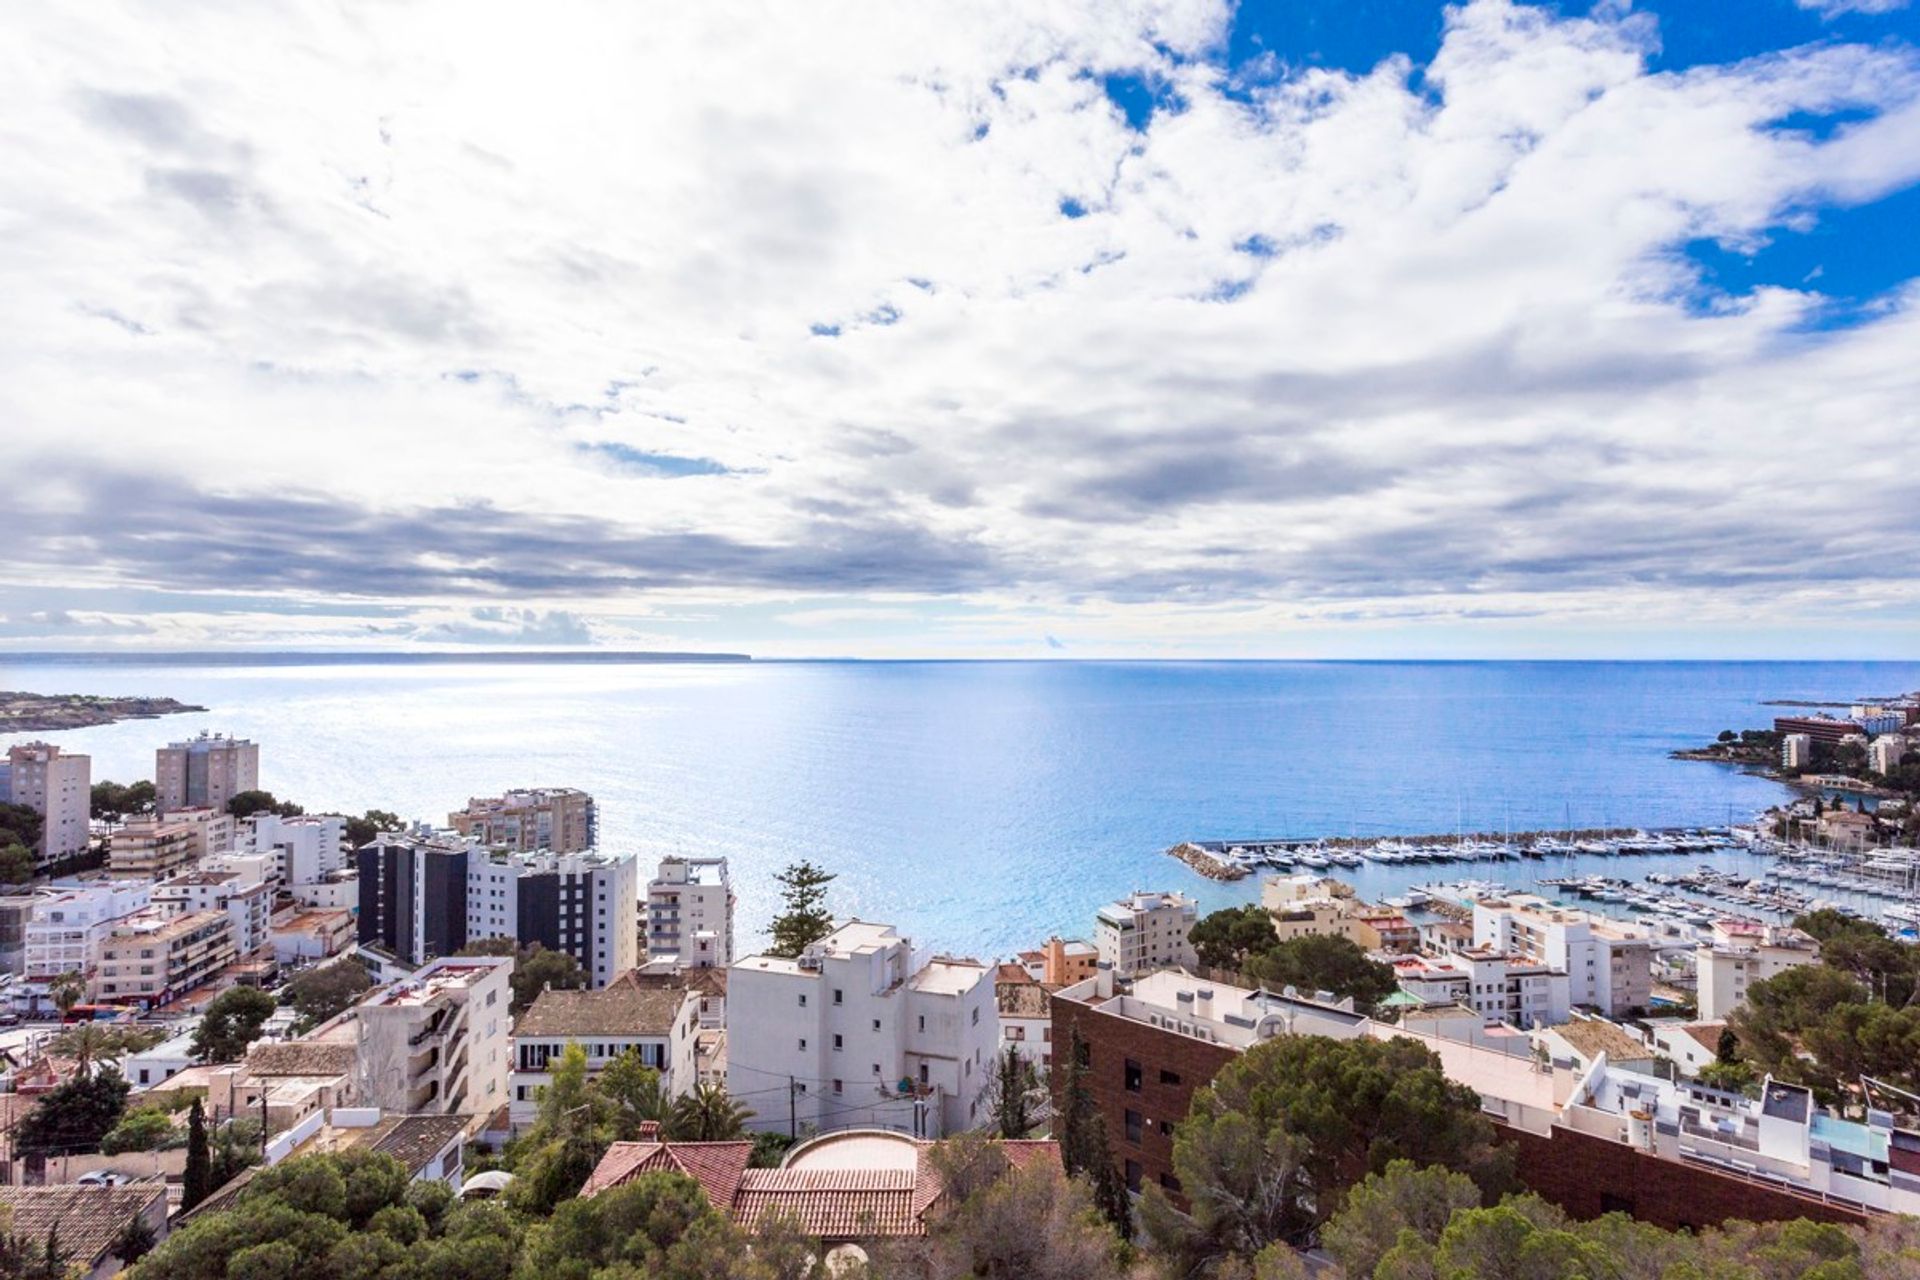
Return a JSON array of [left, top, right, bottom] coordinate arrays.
[[0, 690, 207, 733], [0, 650, 753, 667]]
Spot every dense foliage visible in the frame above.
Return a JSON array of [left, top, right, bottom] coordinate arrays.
[[283, 960, 374, 1031], [1318, 1161, 1920, 1280], [13, 1069, 129, 1157], [341, 809, 403, 849], [90, 779, 157, 820], [225, 790, 303, 820], [1189, 907, 1399, 1013], [193, 986, 280, 1063], [455, 940, 587, 1017], [766, 861, 837, 959], [1142, 1034, 1509, 1270]]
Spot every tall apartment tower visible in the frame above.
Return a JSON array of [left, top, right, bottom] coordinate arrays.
[[358, 831, 637, 984], [155, 732, 260, 814], [448, 788, 596, 853], [5, 741, 92, 865], [646, 856, 735, 969], [357, 833, 472, 966]]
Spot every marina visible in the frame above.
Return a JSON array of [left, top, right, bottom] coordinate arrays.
[[1175, 827, 1920, 940]]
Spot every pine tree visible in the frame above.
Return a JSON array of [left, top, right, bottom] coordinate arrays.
[[766, 861, 837, 958], [1057, 1024, 1132, 1235], [182, 1097, 212, 1211], [991, 1044, 1035, 1138]]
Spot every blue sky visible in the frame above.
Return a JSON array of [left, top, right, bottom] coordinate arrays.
[[3, 0, 1919, 658]]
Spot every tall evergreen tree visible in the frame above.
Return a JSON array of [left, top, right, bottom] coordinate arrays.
[[1057, 1025, 1132, 1235], [766, 861, 836, 958], [182, 1098, 212, 1212]]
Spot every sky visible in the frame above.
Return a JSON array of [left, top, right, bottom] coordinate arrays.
[[3, 0, 1920, 660]]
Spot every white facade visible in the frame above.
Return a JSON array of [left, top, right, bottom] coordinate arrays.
[[22, 881, 152, 980], [153, 870, 274, 958], [1869, 734, 1908, 776], [1782, 733, 1813, 770], [1696, 926, 1821, 1023], [1473, 895, 1653, 1016], [245, 813, 349, 888], [728, 921, 997, 1139], [5, 742, 90, 865], [508, 975, 701, 1128], [353, 955, 513, 1116], [466, 848, 639, 988], [646, 856, 735, 969], [1094, 891, 1199, 979]]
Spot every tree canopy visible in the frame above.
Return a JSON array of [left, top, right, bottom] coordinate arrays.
[[226, 790, 303, 820], [342, 810, 403, 850], [1143, 1034, 1508, 1270], [91, 779, 157, 821], [766, 860, 836, 959], [1190, 905, 1279, 971], [13, 1068, 129, 1157], [1244, 934, 1399, 1014], [456, 939, 587, 1017], [284, 961, 374, 1031], [193, 986, 280, 1063], [0, 803, 43, 860]]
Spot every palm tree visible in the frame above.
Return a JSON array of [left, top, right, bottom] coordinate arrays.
[[62, 1024, 110, 1080], [48, 971, 85, 1020], [669, 1081, 752, 1141]]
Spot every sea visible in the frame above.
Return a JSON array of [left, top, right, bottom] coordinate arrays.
[[4, 657, 1918, 957]]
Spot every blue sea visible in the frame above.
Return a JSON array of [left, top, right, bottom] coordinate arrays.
[[4, 658, 1917, 956]]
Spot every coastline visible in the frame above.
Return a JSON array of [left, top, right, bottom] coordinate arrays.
[[0, 690, 207, 734]]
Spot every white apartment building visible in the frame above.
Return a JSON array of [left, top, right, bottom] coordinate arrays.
[[1095, 891, 1199, 979], [1782, 733, 1813, 770], [1389, 949, 1570, 1027], [22, 881, 153, 985], [728, 921, 997, 1138], [153, 869, 274, 958], [244, 812, 349, 889], [1473, 895, 1653, 1016], [98, 908, 236, 1005], [1695, 922, 1822, 1023], [5, 742, 90, 865], [155, 732, 259, 815], [466, 848, 639, 988], [997, 967, 1054, 1072], [1869, 734, 1908, 776], [352, 955, 513, 1117], [507, 971, 701, 1128], [645, 856, 736, 969]]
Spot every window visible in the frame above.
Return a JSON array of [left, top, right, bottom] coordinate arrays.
[[1159, 1068, 1182, 1086], [873, 1063, 882, 1075], [799, 1038, 808, 1051], [1124, 1160, 1142, 1194], [918, 1015, 925, 1032], [833, 1034, 843, 1051], [1124, 1059, 1142, 1092], [920, 1063, 930, 1085], [1159, 1119, 1173, 1136], [971, 1006, 979, 1025], [873, 1019, 881, 1031], [833, 1079, 843, 1094], [1124, 1109, 1143, 1143], [799, 993, 807, 1007], [1159, 1172, 1182, 1193], [834, 988, 843, 1005]]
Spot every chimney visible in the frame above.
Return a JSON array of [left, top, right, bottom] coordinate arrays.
[[638, 1120, 662, 1141], [1044, 936, 1068, 986]]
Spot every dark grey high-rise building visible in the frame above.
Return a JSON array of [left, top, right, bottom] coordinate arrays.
[[357, 834, 471, 964]]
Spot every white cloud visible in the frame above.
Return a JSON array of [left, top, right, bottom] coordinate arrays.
[[2, 0, 1919, 655], [1795, 0, 1909, 19]]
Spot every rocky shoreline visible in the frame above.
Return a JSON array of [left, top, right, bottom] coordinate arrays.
[[1166, 841, 1250, 880], [1, 690, 206, 734]]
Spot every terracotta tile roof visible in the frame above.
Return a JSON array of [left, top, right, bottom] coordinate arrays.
[[247, 1041, 358, 1076], [0, 1185, 165, 1265], [995, 962, 1032, 983], [1678, 1022, 1727, 1054], [579, 1139, 754, 1205], [516, 971, 693, 1037], [368, 1114, 471, 1174], [581, 1136, 1063, 1242], [734, 1169, 920, 1237]]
